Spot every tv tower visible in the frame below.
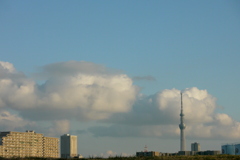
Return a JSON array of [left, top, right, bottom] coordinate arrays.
[[179, 92, 186, 151]]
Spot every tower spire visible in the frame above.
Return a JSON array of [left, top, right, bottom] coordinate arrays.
[[179, 92, 186, 151]]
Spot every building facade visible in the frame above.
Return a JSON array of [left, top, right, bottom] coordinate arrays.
[[136, 151, 160, 157], [43, 137, 59, 158], [197, 150, 220, 155], [61, 134, 78, 158], [191, 142, 200, 151], [0, 130, 59, 158], [178, 150, 220, 156]]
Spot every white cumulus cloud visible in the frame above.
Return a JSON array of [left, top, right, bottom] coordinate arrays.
[[0, 61, 137, 122], [89, 88, 240, 140]]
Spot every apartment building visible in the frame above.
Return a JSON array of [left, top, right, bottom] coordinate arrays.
[[0, 130, 59, 158], [43, 137, 59, 158]]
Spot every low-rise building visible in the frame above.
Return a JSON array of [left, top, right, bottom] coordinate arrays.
[[197, 150, 220, 155], [178, 151, 191, 156], [136, 151, 160, 157], [178, 150, 220, 156]]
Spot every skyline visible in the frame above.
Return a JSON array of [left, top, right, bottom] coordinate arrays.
[[0, 0, 240, 157]]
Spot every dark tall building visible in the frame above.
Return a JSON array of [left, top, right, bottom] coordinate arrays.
[[61, 134, 78, 158]]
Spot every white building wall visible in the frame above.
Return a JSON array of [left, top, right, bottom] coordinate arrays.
[[70, 135, 77, 157]]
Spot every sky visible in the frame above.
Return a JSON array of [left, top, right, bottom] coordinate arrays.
[[0, 0, 240, 157]]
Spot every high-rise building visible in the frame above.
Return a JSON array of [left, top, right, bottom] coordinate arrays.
[[60, 134, 78, 158], [0, 130, 59, 158], [191, 142, 200, 151], [179, 92, 186, 151]]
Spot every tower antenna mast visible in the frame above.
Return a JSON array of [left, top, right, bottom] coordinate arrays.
[[144, 145, 148, 152]]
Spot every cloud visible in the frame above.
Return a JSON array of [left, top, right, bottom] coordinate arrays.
[[0, 61, 16, 73], [97, 150, 130, 158], [132, 75, 156, 81], [0, 109, 70, 137], [0, 62, 37, 109], [0, 61, 137, 121], [74, 129, 88, 135], [47, 120, 70, 137], [1, 61, 240, 140], [88, 124, 178, 138], [0, 109, 36, 131], [96, 88, 215, 126], [101, 150, 117, 158], [36, 61, 121, 79], [88, 88, 240, 140]]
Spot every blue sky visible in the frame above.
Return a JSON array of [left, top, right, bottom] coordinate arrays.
[[1, 0, 240, 157]]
